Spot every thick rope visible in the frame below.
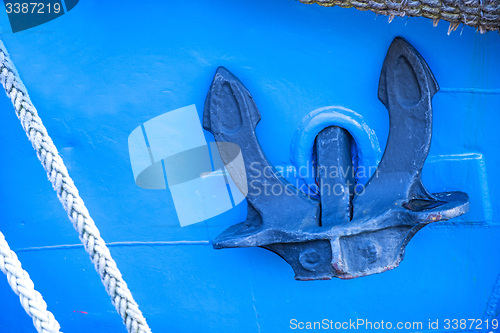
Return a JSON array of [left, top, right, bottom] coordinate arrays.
[[0, 231, 61, 333], [0, 41, 152, 333], [299, 0, 500, 33]]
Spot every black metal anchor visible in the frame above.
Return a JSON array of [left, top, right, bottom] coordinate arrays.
[[203, 37, 469, 280]]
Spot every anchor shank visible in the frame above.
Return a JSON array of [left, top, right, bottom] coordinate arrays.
[[316, 126, 354, 226]]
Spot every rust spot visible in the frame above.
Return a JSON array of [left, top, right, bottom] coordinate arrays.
[[427, 213, 442, 222]]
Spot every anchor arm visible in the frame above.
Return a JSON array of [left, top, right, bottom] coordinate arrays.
[[203, 67, 319, 247], [354, 37, 440, 219]]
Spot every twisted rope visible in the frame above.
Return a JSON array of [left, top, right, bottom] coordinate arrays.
[[0, 41, 152, 333], [299, 0, 500, 33], [0, 231, 61, 333]]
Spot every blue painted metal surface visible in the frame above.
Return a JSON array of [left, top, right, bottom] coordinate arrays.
[[0, 0, 498, 332]]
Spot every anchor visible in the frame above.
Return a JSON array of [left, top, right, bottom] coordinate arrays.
[[203, 37, 469, 280]]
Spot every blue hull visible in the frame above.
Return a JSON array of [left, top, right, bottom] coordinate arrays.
[[0, 0, 499, 332]]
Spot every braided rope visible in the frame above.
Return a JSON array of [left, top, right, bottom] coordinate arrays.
[[0, 41, 152, 333], [0, 231, 61, 333], [298, 0, 500, 33]]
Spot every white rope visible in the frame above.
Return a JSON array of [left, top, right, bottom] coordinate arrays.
[[0, 231, 61, 333], [0, 41, 152, 333]]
